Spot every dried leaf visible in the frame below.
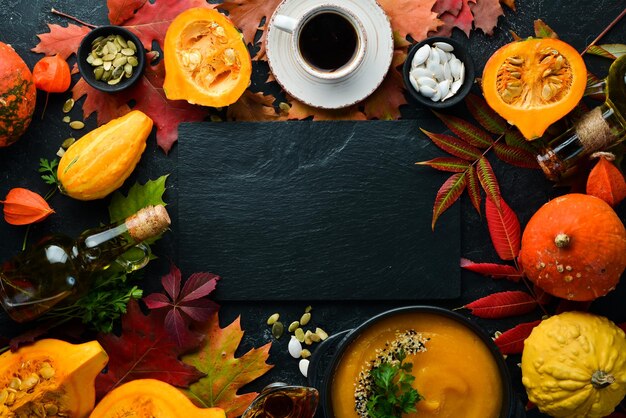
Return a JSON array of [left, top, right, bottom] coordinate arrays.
[[432, 0, 474, 37], [363, 50, 408, 120], [485, 197, 520, 260], [464, 93, 507, 135], [434, 111, 493, 149], [586, 157, 626, 207], [476, 157, 501, 207], [534, 19, 558, 39], [31, 23, 92, 60], [493, 142, 539, 169], [72, 78, 131, 126], [467, 165, 482, 214], [494, 320, 542, 354], [421, 129, 482, 161], [586, 44, 626, 60], [500, 0, 516, 11], [108, 0, 148, 25], [1, 188, 54, 225], [284, 101, 366, 121], [469, 0, 504, 36], [96, 299, 205, 400], [464, 291, 537, 318], [378, 0, 441, 41], [228, 91, 280, 121], [416, 157, 471, 172], [183, 313, 273, 418], [460, 258, 522, 281], [432, 172, 466, 229], [433, 0, 463, 16]]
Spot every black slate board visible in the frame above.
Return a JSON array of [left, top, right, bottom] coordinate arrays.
[[178, 120, 460, 301]]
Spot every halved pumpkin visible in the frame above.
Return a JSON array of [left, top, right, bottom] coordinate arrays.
[[482, 38, 587, 140], [163, 8, 252, 107]]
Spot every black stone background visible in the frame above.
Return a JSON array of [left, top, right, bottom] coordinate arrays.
[[0, 1, 625, 417]]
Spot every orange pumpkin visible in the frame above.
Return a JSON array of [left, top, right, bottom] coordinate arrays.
[[519, 193, 626, 301], [0, 42, 36, 147], [482, 38, 586, 140], [163, 8, 252, 107]]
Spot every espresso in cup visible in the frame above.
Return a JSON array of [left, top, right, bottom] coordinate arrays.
[[298, 11, 359, 72]]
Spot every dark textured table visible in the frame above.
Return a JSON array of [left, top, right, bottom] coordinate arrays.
[[1, 1, 626, 417]]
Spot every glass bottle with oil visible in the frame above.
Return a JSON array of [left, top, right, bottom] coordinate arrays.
[[0, 205, 170, 322]]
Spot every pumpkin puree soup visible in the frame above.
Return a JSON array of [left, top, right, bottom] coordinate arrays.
[[331, 312, 503, 418]]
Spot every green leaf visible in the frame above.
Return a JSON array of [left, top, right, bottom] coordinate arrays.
[[416, 157, 471, 172], [433, 111, 493, 149], [420, 129, 482, 161], [108, 175, 169, 222], [38, 158, 60, 187], [493, 142, 539, 169], [587, 44, 626, 59], [432, 172, 466, 230], [467, 165, 482, 215], [505, 130, 541, 154], [476, 157, 501, 208], [534, 19, 558, 38], [464, 93, 507, 135]]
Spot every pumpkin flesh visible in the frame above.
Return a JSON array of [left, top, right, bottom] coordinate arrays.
[[482, 38, 586, 140]]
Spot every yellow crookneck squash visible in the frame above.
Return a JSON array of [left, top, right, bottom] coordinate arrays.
[[0, 339, 108, 417], [482, 37, 587, 140], [522, 311, 626, 418], [57, 110, 153, 201], [89, 379, 226, 418], [163, 8, 252, 107]]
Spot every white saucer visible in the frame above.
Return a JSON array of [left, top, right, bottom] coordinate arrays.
[[266, 0, 394, 109]]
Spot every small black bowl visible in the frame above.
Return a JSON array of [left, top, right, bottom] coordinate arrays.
[[403, 36, 475, 109], [77, 25, 146, 93]]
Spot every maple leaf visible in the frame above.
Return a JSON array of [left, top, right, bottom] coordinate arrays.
[[72, 78, 131, 126], [433, 0, 463, 16], [586, 155, 626, 207], [378, 0, 441, 42], [464, 291, 537, 318], [144, 264, 220, 347], [363, 50, 408, 120], [432, 0, 474, 37], [500, 0, 516, 11], [107, 0, 148, 25], [227, 90, 281, 121], [182, 313, 273, 418], [469, 0, 503, 36], [31, 23, 92, 59], [96, 299, 205, 400], [494, 320, 542, 354]]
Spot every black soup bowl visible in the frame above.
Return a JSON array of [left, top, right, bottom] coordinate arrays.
[[308, 306, 525, 418]]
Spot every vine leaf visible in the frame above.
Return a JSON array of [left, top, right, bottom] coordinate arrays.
[[464, 93, 507, 135], [494, 320, 542, 354], [460, 258, 522, 282], [32, 23, 92, 60], [432, 172, 467, 230], [586, 156, 626, 207], [467, 165, 482, 215], [476, 157, 501, 208], [534, 19, 558, 39], [485, 197, 521, 261], [420, 129, 482, 161], [416, 157, 471, 172], [493, 142, 539, 169], [464, 291, 537, 318], [433, 111, 494, 148]]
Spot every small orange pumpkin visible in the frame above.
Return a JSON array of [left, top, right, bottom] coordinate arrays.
[[482, 38, 587, 140], [519, 193, 626, 301], [163, 8, 252, 107]]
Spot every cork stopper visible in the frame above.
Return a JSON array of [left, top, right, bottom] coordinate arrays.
[[125, 205, 171, 242]]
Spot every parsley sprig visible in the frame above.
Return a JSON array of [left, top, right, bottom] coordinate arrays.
[[39, 158, 60, 186], [366, 350, 422, 418]]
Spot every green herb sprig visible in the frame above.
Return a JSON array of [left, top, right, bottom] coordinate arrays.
[[366, 350, 422, 418], [38, 158, 60, 187]]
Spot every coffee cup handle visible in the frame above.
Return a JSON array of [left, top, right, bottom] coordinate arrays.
[[273, 14, 298, 34]]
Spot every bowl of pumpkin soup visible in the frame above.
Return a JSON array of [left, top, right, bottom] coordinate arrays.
[[308, 306, 523, 418]]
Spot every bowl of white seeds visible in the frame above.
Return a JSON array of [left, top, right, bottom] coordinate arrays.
[[403, 37, 474, 108]]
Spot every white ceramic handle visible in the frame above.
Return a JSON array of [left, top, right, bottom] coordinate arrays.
[[273, 14, 298, 34]]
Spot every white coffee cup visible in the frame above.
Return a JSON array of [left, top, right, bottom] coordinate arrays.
[[271, 4, 367, 82]]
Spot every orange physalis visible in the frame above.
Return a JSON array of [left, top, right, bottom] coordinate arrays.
[[32, 55, 71, 93], [0, 188, 55, 225], [586, 152, 626, 208]]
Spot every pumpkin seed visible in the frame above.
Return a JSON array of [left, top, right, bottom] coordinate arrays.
[[94, 66, 105, 80], [294, 327, 305, 342], [271, 321, 284, 339], [62, 116, 71, 123], [116, 35, 128, 48], [62, 137, 76, 149], [92, 58, 103, 66], [300, 349, 311, 359], [5, 392, 15, 406], [91, 35, 104, 45], [124, 63, 133, 77], [300, 312, 311, 326], [62, 98, 75, 113], [102, 69, 112, 81], [69, 121, 85, 130], [304, 330, 314, 345], [288, 336, 303, 358], [121, 48, 135, 56], [315, 327, 328, 340], [103, 61, 112, 72], [113, 56, 128, 68], [0, 389, 8, 404], [288, 321, 300, 333], [266, 313, 280, 325], [106, 41, 118, 54], [39, 364, 55, 380], [127, 56, 139, 67], [45, 403, 59, 415], [304, 305, 312, 313], [127, 40, 137, 52], [20, 373, 40, 391], [112, 66, 124, 79], [107, 75, 123, 86], [101, 44, 109, 56], [86, 54, 95, 64], [102, 53, 117, 62], [8, 378, 20, 390]]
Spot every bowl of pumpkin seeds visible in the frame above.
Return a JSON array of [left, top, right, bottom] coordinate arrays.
[[77, 26, 146, 93]]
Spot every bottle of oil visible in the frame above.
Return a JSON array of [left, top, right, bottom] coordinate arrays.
[[537, 55, 626, 180], [0, 205, 170, 323]]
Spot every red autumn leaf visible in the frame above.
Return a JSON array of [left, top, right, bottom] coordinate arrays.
[[493, 142, 539, 169], [363, 50, 408, 120], [182, 313, 273, 418], [107, 0, 148, 25], [494, 320, 542, 354], [96, 299, 205, 400], [469, 0, 503, 36], [464, 291, 537, 318], [228, 91, 281, 121], [1, 188, 54, 225], [467, 165, 482, 214], [72, 78, 131, 126], [433, 110, 493, 149], [420, 129, 482, 161], [379, 0, 442, 41], [464, 93, 507, 135], [416, 157, 471, 172], [432, 172, 467, 229], [433, 0, 463, 16], [476, 157, 501, 207], [460, 258, 522, 281], [432, 0, 474, 37], [144, 264, 220, 347], [485, 197, 520, 260], [586, 156, 626, 207], [31, 23, 92, 60]]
